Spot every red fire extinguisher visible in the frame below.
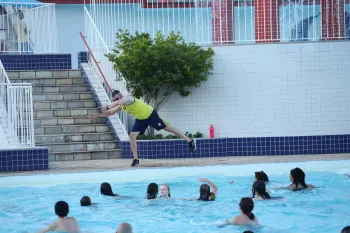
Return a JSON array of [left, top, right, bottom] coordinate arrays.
[[210, 124, 215, 138]]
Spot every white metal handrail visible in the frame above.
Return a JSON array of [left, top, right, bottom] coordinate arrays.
[[86, 0, 349, 45], [83, 6, 130, 137], [0, 2, 58, 54], [0, 60, 35, 147]]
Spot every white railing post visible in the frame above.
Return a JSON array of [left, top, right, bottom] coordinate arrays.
[[0, 2, 58, 54], [0, 61, 35, 147]]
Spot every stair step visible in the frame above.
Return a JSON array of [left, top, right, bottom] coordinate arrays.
[[7, 70, 81, 79], [10, 77, 86, 85], [34, 116, 105, 126], [33, 92, 94, 101], [33, 85, 90, 93], [37, 141, 119, 153], [35, 132, 115, 143], [35, 124, 110, 135], [33, 108, 100, 118], [33, 100, 97, 110], [49, 149, 123, 161]]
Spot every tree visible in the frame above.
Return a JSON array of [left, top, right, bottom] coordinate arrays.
[[106, 29, 215, 111]]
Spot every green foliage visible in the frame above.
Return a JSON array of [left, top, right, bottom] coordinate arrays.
[[106, 29, 215, 110]]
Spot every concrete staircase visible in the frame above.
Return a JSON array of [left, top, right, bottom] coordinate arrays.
[[7, 70, 123, 162]]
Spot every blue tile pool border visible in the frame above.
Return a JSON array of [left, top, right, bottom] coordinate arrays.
[[119, 134, 350, 159], [0, 147, 49, 172]]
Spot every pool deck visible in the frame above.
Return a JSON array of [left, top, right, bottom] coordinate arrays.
[[1, 153, 350, 176]]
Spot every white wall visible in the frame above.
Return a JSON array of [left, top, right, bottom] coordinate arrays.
[[159, 41, 350, 138], [0, 124, 15, 150], [56, 5, 85, 69]]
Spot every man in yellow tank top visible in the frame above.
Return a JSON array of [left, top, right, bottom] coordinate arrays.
[[88, 90, 196, 166]]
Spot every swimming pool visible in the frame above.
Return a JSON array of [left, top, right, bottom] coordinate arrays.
[[0, 160, 349, 233]]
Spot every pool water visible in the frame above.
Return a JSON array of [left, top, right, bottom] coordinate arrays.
[[0, 167, 349, 233]]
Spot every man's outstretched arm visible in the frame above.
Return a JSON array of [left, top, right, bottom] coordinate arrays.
[[88, 106, 121, 119], [101, 96, 134, 112]]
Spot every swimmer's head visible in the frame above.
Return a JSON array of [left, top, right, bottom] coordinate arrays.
[[341, 226, 350, 233], [80, 196, 92, 206], [252, 181, 270, 199], [55, 201, 69, 218], [290, 167, 307, 188], [146, 183, 158, 199], [116, 222, 132, 233], [239, 197, 255, 220], [199, 183, 211, 201], [112, 90, 123, 102], [255, 171, 269, 182], [159, 184, 171, 198], [100, 182, 116, 196], [243, 231, 254, 233]]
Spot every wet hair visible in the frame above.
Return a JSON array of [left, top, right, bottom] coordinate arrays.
[[112, 90, 121, 97], [342, 226, 350, 233], [243, 231, 254, 233], [161, 184, 171, 197], [100, 182, 117, 196], [199, 183, 211, 201], [255, 171, 269, 182], [55, 201, 69, 217], [80, 196, 92, 206], [290, 167, 308, 189], [239, 197, 255, 220], [252, 181, 271, 199], [146, 183, 158, 199]]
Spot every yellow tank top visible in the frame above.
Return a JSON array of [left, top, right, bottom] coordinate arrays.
[[121, 97, 153, 120]]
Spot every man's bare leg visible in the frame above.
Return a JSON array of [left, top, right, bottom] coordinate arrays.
[[129, 132, 140, 166]]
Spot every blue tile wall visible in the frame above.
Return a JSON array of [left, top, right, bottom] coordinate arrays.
[[120, 134, 350, 159], [78, 52, 89, 69], [0, 54, 71, 70], [0, 147, 49, 172]]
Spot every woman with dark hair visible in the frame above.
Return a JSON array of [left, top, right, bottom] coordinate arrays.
[[275, 167, 316, 191], [146, 183, 158, 199], [289, 167, 315, 191], [100, 182, 119, 196], [255, 171, 269, 182], [226, 197, 258, 225], [198, 178, 218, 201], [252, 181, 271, 200]]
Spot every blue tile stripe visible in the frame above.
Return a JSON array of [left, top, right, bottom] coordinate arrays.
[[0, 148, 49, 172], [0, 54, 71, 70], [120, 134, 350, 159]]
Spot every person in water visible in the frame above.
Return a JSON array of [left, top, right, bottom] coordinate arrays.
[[100, 182, 120, 196], [275, 167, 315, 191], [198, 178, 218, 201], [159, 184, 171, 199], [80, 196, 92, 206], [146, 183, 159, 199], [227, 197, 258, 225], [255, 171, 269, 183], [341, 226, 350, 233], [116, 222, 132, 233], [38, 201, 79, 233], [252, 181, 271, 200]]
